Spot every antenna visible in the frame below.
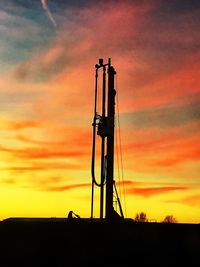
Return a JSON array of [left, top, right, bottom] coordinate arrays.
[[91, 58, 124, 221]]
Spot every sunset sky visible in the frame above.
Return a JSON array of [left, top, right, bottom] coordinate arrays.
[[0, 0, 200, 223]]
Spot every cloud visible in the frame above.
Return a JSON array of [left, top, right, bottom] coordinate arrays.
[[13, 0, 155, 82], [166, 191, 200, 207], [126, 186, 188, 197], [41, 0, 57, 28], [42, 182, 90, 192], [0, 120, 41, 131], [152, 146, 200, 167], [178, 194, 200, 207], [1, 178, 16, 185], [15, 126, 91, 147], [0, 6, 55, 71], [0, 120, 92, 155], [120, 120, 200, 172], [0, 161, 81, 172], [122, 97, 200, 130], [0, 144, 89, 160]]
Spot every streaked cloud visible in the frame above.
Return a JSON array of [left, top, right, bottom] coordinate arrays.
[[126, 186, 188, 198], [178, 194, 200, 207], [122, 97, 200, 130], [42, 182, 90, 192], [0, 161, 81, 172], [0, 144, 89, 160], [41, 0, 57, 28], [0, 120, 41, 130]]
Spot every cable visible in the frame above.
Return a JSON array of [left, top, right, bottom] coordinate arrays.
[[115, 74, 127, 218]]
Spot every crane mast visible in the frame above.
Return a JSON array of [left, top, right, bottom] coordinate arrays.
[[91, 58, 124, 221]]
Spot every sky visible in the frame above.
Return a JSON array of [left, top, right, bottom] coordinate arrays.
[[0, 0, 200, 223]]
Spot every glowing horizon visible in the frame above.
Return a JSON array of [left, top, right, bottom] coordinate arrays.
[[0, 0, 200, 223]]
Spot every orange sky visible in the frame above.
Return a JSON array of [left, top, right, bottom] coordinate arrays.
[[0, 0, 200, 223]]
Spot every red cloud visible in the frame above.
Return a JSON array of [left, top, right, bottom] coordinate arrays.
[[15, 125, 92, 148], [126, 186, 188, 197], [16, 147, 89, 159], [121, 124, 200, 169], [152, 143, 200, 167], [179, 194, 200, 207], [0, 144, 90, 159], [3, 120, 40, 130], [166, 193, 200, 207], [130, 59, 200, 112], [0, 162, 81, 172], [42, 182, 90, 192]]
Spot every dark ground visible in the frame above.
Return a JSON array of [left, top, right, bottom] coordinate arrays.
[[0, 218, 199, 266]]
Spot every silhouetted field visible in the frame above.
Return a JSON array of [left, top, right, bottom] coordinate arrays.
[[0, 218, 199, 266]]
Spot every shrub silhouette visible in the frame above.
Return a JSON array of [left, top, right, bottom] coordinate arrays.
[[162, 215, 177, 223], [134, 212, 148, 222]]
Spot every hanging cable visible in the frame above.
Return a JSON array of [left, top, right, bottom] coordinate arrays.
[[113, 181, 124, 218], [115, 74, 127, 218], [91, 68, 98, 218], [91, 68, 102, 187], [115, 112, 122, 202]]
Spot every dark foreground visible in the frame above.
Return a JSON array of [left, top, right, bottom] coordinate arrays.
[[0, 218, 199, 266]]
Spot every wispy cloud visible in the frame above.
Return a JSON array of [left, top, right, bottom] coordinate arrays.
[[175, 194, 200, 207], [41, 0, 57, 28], [0, 161, 81, 172], [123, 97, 200, 130], [126, 186, 188, 198], [0, 144, 89, 160], [0, 120, 41, 130], [41, 182, 90, 192]]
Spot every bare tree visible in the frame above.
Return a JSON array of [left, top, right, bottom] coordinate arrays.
[[162, 215, 177, 223], [134, 212, 148, 222]]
